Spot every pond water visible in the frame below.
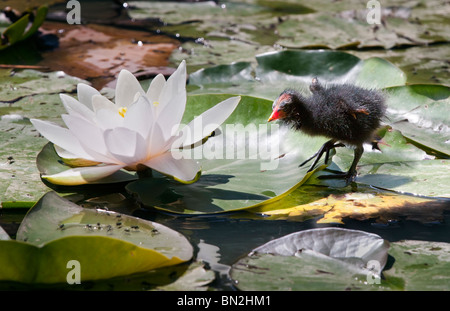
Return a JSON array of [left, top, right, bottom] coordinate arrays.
[[2, 195, 449, 290], [139, 203, 450, 290]]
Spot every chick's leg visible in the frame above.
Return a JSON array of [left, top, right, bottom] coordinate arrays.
[[318, 144, 363, 184], [299, 139, 340, 172], [345, 144, 364, 181]]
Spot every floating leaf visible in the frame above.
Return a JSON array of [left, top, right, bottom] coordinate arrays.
[[231, 228, 450, 290], [0, 192, 193, 284], [188, 50, 449, 198], [129, 0, 450, 68], [0, 69, 85, 206], [380, 240, 450, 291], [230, 228, 390, 291], [385, 84, 450, 157], [126, 94, 328, 214], [260, 187, 446, 224], [188, 50, 406, 100], [355, 159, 450, 198]]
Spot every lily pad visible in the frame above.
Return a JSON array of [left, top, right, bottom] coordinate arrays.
[[188, 50, 406, 100], [128, 0, 450, 68], [258, 185, 448, 224], [380, 240, 450, 291], [230, 228, 390, 291], [188, 50, 449, 199], [0, 191, 193, 284], [126, 94, 329, 214], [0, 69, 88, 206], [230, 228, 450, 290], [384, 84, 450, 157], [355, 159, 450, 198]]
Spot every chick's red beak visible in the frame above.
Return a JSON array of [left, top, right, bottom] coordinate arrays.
[[268, 108, 285, 122], [268, 97, 288, 122]]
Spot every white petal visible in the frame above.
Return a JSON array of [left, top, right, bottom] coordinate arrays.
[[91, 94, 116, 112], [175, 96, 241, 148], [115, 69, 145, 108], [104, 127, 148, 165], [77, 83, 100, 110], [42, 164, 124, 186], [54, 145, 77, 159], [158, 60, 186, 108], [95, 108, 124, 130], [53, 145, 100, 166], [143, 150, 200, 183], [146, 73, 166, 103], [60, 94, 95, 121], [123, 95, 154, 140], [30, 118, 94, 161], [146, 122, 169, 157], [165, 60, 186, 96], [155, 61, 187, 137], [62, 114, 115, 163]]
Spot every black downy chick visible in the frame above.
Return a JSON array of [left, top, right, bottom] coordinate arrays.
[[268, 77, 387, 182]]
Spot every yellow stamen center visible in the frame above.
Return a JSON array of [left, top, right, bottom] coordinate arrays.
[[118, 107, 127, 118], [153, 101, 159, 106]]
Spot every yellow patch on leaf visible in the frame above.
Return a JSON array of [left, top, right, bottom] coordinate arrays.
[[262, 192, 443, 224]]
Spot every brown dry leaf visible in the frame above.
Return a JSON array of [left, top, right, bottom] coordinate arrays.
[[37, 21, 180, 89], [262, 191, 446, 224]]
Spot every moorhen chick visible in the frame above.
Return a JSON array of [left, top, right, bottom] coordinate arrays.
[[268, 77, 387, 182]]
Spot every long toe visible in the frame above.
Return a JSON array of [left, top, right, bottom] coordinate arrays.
[[317, 172, 348, 180], [345, 170, 358, 183]]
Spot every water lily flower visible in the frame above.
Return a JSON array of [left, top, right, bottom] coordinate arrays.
[[31, 61, 240, 185]]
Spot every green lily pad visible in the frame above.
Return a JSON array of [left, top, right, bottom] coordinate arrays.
[[0, 69, 87, 206], [230, 228, 390, 291], [385, 84, 450, 157], [355, 159, 450, 198], [188, 50, 449, 199], [129, 0, 450, 69], [310, 130, 449, 198], [230, 228, 450, 290], [189, 49, 406, 100], [275, 3, 449, 50], [380, 240, 450, 291], [126, 94, 328, 214], [348, 44, 450, 86], [0, 191, 193, 284]]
